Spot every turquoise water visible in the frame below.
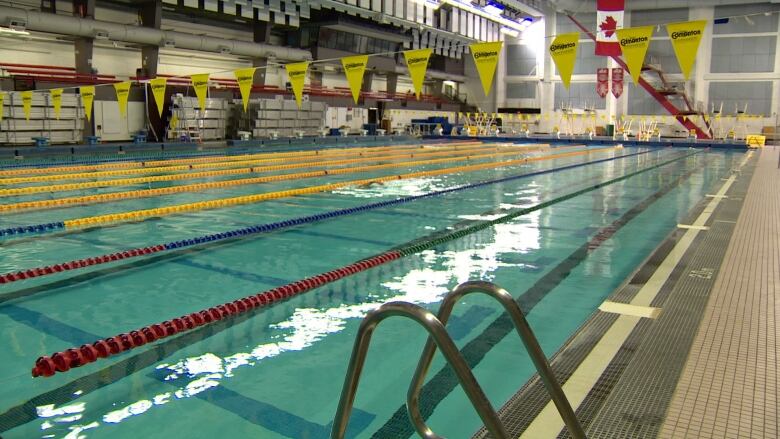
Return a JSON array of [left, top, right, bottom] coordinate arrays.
[[0, 142, 741, 438]]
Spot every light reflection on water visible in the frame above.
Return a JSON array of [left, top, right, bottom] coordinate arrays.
[[35, 179, 542, 438]]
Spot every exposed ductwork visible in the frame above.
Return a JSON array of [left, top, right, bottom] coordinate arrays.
[[549, 0, 776, 13], [393, 66, 466, 83], [0, 5, 311, 62]]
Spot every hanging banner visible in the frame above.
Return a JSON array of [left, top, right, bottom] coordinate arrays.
[[469, 41, 503, 96], [611, 67, 624, 98], [666, 20, 706, 80], [149, 78, 167, 117], [285, 61, 310, 109], [403, 48, 433, 99], [596, 0, 624, 56], [341, 55, 369, 104], [0, 93, 4, 122], [234, 67, 257, 111], [616, 26, 654, 84], [80, 86, 95, 122], [21, 91, 33, 121], [549, 33, 579, 90], [50, 89, 63, 120], [190, 73, 210, 113], [113, 81, 131, 118], [596, 68, 609, 98]]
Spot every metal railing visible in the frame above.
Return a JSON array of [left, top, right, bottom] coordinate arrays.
[[331, 281, 586, 439]]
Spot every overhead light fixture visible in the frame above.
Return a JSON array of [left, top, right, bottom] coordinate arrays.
[[438, 0, 530, 32], [0, 27, 30, 36], [483, 1, 505, 17], [162, 39, 175, 48], [94, 29, 110, 40], [500, 27, 520, 38]]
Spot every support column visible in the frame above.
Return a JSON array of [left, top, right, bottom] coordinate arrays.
[[73, 0, 94, 138], [386, 73, 398, 97], [362, 71, 374, 93], [253, 21, 273, 86], [139, 0, 162, 78], [72, 0, 95, 75]]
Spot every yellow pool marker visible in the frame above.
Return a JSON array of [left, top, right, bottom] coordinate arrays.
[[0, 143, 504, 185], [1, 145, 574, 211], [0, 144, 534, 197], [58, 147, 617, 229], [0, 141, 487, 177]]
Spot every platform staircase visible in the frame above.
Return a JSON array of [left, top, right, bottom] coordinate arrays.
[[568, 15, 712, 139]]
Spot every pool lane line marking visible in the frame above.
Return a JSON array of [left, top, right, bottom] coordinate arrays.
[[0, 141, 488, 178], [0, 150, 650, 286], [0, 144, 525, 196], [29, 151, 693, 379], [520, 151, 752, 439], [0, 144, 562, 203], [372, 152, 702, 439], [0, 142, 500, 184], [598, 301, 662, 319], [677, 224, 710, 231], [705, 194, 728, 198], [0, 147, 619, 237]]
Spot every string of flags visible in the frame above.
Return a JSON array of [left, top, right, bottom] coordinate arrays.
[[551, 20, 707, 90], [0, 41, 504, 123]]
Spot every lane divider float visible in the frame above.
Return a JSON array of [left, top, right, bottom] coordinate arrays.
[[0, 146, 572, 211], [1, 150, 649, 285], [29, 150, 696, 378], [0, 142, 489, 182], [0, 144, 529, 197], [0, 147, 612, 235]]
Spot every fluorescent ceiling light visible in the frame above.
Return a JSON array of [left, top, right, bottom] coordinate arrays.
[[0, 27, 30, 36], [500, 27, 519, 38]]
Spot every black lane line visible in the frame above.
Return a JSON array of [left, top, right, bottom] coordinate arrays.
[[0, 151, 678, 434], [370, 157, 705, 439]]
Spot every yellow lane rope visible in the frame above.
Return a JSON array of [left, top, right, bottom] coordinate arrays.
[[0, 145, 570, 212], [0, 141, 486, 177], [0, 144, 532, 197], [0, 142, 503, 185], [57, 146, 616, 229]]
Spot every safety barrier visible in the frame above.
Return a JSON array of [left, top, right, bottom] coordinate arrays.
[[0, 151, 651, 284], [0, 146, 568, 211], [0, 144, 519, 197], [29, 150, 695, 378], [0, 141, 487, 180]]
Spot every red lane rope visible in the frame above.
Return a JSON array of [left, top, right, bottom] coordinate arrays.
[[31, 251, 402, 377]]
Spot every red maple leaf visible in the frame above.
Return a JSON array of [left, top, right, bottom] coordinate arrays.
[[600, 16, 618, 38]]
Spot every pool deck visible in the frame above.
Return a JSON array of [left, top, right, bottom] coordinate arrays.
[[473, 147, 777, 438], [658, 146, 778, 438]]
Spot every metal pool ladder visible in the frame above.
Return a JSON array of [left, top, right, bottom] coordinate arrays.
[[330, 281, 586, 439]]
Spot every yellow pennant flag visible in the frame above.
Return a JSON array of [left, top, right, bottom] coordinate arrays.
[[21, 91, 33, 121], [113, 81, 131, 118], [403, 48, 433, 100], [0, 93, 4, 122], [234, 67, 257, 111], [341, 55, 369, 104], [469, 41, 503, 96], [549, 33, 579, 89], [190, 73, 210, 113], [50, 89, 63, 120], [285, 61, 310, 109], [616, 26, 654, 84], [666, 20, 706, 80], [149, 78, 167, 117], [80, 86, 95, 122]]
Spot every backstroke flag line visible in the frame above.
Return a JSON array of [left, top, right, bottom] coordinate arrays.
[[341, 55, 369, 104], [403, 48, 433, 99], [666, 20, 706, 80], [616, 26, 654, 84], [234, 67, 257, 111], [469, 41, 503, 96], [549, 33, 579, 90]]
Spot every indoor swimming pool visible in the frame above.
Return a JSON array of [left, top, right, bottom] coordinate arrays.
[[0, 141, 744, 438]]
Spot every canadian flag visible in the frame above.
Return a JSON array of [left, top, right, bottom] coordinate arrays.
[[596, 0, 624, 56]]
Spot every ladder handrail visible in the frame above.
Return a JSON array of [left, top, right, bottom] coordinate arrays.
[[330, 301, 508, 439], [406, 281, 586, 439]]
